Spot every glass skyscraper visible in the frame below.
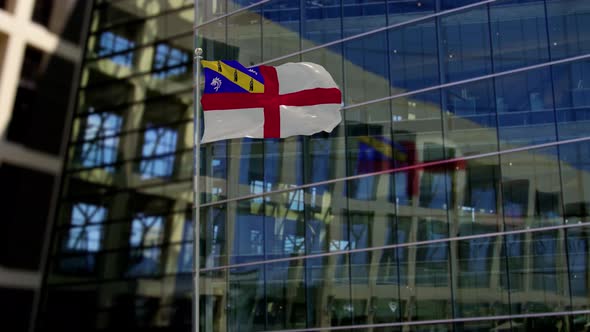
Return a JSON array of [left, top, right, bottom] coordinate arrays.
[[38, 0, 590, 331]]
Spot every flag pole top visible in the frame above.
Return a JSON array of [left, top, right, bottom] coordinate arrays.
[[195, 48, 203, 58]]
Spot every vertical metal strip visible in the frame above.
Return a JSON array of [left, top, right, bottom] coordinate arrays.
[[193, 43, 203, 332]]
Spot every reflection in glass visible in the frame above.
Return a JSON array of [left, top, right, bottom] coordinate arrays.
[[389, 20, 438, 92], [547, 0, 590, 60], [553, 60, 590, 140], [496, 68, 556, 149], [303, 0, 342, 45], [455, 234, 510, 319], [567, 228, 590, 310], [560, 141, 590, 225], [342, 0, 387, 37], [152, 44, 190, 79], [65, 203, 106, 252], [388, 0, 435, 25], [97, 31, 135, 66], [43, 0, 590, 331], [228, 265, 265, 331], [61, 203, 107, 272], [127, 214, 164, 277], [139, 126, 178, 179], [440, 6, 492, 82], [265, 261, 306, 330], [344, 32, 390, 105], [501, 147, 563, 230], [443, 79, 498, 156], [490, 0, 549, 72], [262, 0, 301, 61], [79, 111, 122, 169]]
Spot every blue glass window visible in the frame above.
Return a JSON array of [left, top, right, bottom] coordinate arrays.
[[503, 179, 529, 218], [303, 0, 342, 44], [232, 212, 265, 264], [127, 214, 164, 276], [496, 68, 556, 148], [416, 220, 449, 286], [440, 0, 484, 10], [440, 7, 492, 82], [490, 0, 549, 72], [287, 186, 304, 211], [568, 230, 588, 297], [419, 143, 452, 209], [377, 218, 407, 284], [342, 0, 387, 37], [152, 44, 189, 79], [388, 0, 435, 23], [139, 126, 178, 179], [501, 233, 524, 290], [60, 203, 107, 273], [97, 31, 135, 66], [532, 233, 558, 291], [553, 60, 590, 140], [458, 236, 493, 287], [389, 20, 439, 92], [66, 203, 107, 252], [547, 1, 590, 60], [178, 220, 194, 273], [283, 234, 305, 254], [250, 180, 271, 204], [79, 111, 122, 169]]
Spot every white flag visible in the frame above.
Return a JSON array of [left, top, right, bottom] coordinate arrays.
[[200, 61, 342, 143]]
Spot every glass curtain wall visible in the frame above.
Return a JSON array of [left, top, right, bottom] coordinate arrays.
[[38, 0, 590, 331], [37, 0, 195, 331]]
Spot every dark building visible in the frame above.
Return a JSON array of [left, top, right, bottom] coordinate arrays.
[[0, 1, 92, 332], [37, 0, 590, 331]]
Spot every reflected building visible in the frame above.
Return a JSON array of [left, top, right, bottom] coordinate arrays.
[[37, 0, 590, 331]]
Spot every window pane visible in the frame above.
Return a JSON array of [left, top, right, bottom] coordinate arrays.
[[388, 0, 435, 25], [440, 6, 492, 82], [303, 0, 342, 45], [390, 20, 439, 93], [454, 235, 511, 319], [496, 68, 557, 149], [262, 0, 301, 61], [344, 31, 390, 106], [442, 79, 498, 156], [228, 8, 262, 65], [139, 126, 178, 179], [490, 0, 550, 72], [547, 0, 590, 60], [60, 203, 107, 273], [343, 0, 387, 37], [553, 59, 590, 140], [501, 147, 563, 230], [391, 91, 444, 207], [76, 112, 122, 170]]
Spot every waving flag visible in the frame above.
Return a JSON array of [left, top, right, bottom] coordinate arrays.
[[200, 60, 342, 143]]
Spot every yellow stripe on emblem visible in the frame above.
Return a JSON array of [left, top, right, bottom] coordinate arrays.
[[201, 60, 264, 93]]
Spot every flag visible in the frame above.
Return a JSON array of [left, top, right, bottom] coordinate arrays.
[[200, 60, 342, 143]]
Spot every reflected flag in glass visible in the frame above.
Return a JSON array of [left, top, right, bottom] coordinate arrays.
[[356, 135, 467, 197], [200, 60, 342, 143], [356, 135, 419, 197]]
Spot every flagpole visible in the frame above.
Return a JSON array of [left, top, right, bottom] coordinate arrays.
[[193, 47, 203, 332]]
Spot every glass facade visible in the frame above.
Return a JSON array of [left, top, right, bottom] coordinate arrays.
[[38, 0, 590, 331]]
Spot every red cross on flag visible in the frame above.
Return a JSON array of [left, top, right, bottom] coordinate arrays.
[[200, 60, 342, 143]]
